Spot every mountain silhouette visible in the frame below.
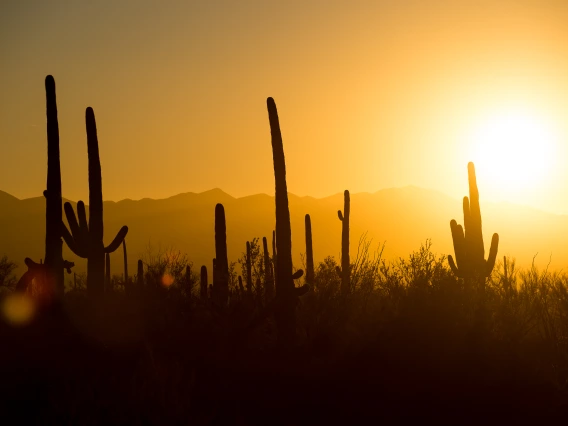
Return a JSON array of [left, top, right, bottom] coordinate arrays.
[[0, 186, 565, 282]]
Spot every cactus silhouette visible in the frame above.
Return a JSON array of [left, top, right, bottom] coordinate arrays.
[[137, 259, 144, 288], [263, 236, 274, 302], [61, 107, 128, 297], [213, 203, 229, 305], [267, 97, 308, 344], [337, 190, 351, 293], [448, 162, 499, 280], [123, 240, 128, 284], [43, 75, 66, 296], [305, 214, 315, 286], [246, 241, 252, 294], [200, 265, 208, 300], [19, 76, 75, 296]]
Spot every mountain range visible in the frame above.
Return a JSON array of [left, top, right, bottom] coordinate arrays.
[[0, 186, 566, 282]]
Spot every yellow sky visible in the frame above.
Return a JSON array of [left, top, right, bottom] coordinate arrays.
[[1, 0, 568, 214]]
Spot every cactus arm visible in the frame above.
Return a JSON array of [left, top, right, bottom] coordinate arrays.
[[292, 269, 303, 280], [338, 210, 343, 221], [104, 226, 129, 253], [61, 222, 85, 258], [64, 202, 81, 237], [76, 201, 89, 239], [449, 219, 466, 272], [485, 233, 499, 276], [447, 255, 462, 278], [63, 201, 89, 257]]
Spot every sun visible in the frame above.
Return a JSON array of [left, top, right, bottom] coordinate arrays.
[[468, 108, 558, 199]]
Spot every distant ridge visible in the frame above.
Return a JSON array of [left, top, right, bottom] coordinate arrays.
[[0, 186, 567, 279]]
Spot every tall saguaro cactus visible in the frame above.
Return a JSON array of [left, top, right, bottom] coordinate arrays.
[[267, 97, 307, 345], [448, 162, 499, 281], [62, 108, 128, 297], [214, 203, 229, 305], [305, 214, 315, 286], [337, 190, 350, 294], [44, 75, 65, 296]]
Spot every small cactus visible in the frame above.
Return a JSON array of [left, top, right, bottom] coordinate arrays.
[[337, 190, 351, 294], [246, 241, 252, 294], [305, 214, 315, 286], [137, 259, 144, 288], [213, 204, 229, 305], [123, 240, 128, 284], [200, 265, 208, 300], [263, 236, 274, 302]]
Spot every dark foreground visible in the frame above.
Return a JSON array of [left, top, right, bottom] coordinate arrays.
[[1, 279, 567, 426]]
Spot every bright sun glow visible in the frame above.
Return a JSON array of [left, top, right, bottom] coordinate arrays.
[[469, 108, 558, 198]]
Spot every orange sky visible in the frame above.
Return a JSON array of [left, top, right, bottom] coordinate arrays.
[[2, 0, 568, 214]]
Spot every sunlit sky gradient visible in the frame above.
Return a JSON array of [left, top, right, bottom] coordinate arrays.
[[2, 1, 568, 213]]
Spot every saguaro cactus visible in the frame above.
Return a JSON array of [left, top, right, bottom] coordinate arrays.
[[44, 75, 65, 296], [246, 241, 252, 294], [20, 76, 76, 297], [213, 204, 229, 305], [137, 259, 144, 288], [61, 107, 128, 297], [200, 266, 208, 300], [448, 162, 499, 281], [123, 240, 128, 284], [305, 214, 315, 286], [267, 97, 308, 344], [337, 190, 350, 293]]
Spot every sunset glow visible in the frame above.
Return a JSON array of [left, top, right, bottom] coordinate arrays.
[[469, 108, 559, 198]]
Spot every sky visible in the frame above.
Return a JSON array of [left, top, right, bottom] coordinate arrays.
[[2, 0, 568, 214]]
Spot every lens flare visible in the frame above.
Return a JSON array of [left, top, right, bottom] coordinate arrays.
[[2, 293, 36, 326], [161, 273, 174, 287]]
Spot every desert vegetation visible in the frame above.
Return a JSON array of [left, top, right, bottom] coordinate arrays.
[[1, 76, 567, 423]]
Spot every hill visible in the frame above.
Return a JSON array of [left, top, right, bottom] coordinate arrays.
[[0, 186, 566, 280]]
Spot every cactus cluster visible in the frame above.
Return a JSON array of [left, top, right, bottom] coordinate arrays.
[[15, 75, 504, 348]]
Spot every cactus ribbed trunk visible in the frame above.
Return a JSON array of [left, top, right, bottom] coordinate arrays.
[[137, 259, 144, 288], [305, 214, 314, 286], [267, 97, 296, 345], [123, 240, 128, 284], [263, 236, 274, 302], [200, 266, 208, 300], [339, 190, 350, 294], [214, 204, 229, 305], [44, 75, 64, 297]]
